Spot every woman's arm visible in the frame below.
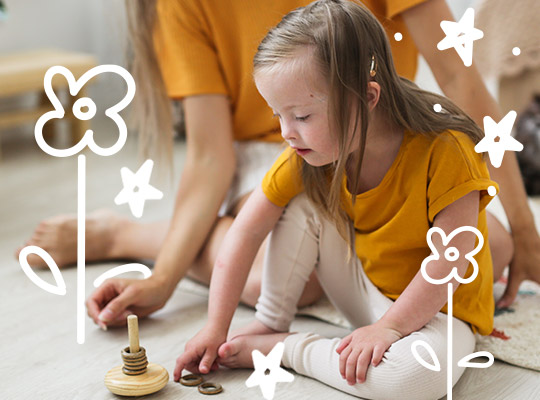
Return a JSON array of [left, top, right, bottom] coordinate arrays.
[[86, 94, 237, 324], [401, 0, 540, 306], [401, 0, 500, 125], [174, 186, 284, 378], [151, 94, 236, 292]]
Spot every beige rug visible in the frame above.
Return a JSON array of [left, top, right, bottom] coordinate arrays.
[[475, 280, 540, 372]]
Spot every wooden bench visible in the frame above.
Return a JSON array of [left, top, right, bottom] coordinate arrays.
[[0, 49, 98, 153]]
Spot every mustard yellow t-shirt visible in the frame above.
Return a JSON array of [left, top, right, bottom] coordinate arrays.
[[262, 130, 497, 335], [153, 0, 427, 142]]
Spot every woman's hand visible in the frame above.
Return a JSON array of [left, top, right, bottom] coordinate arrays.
[[498, 232, 540, 308], [336, 321, 402, 385], [86, 274, 172, 328], [174, 325, 227, 380]]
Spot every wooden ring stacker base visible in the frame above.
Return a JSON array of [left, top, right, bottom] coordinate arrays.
[[198, 382, 223, 395], [180, 374, 203, 386], [104, 315, 169, 396]]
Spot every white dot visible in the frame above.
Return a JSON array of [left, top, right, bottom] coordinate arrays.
[[487, 186, 497, 196], [394, 32, 403, 42], [433, 103, 442, 112], [512, 47, 521, 56], [444, 247, 460, 262], [72, 97, 97, 121]]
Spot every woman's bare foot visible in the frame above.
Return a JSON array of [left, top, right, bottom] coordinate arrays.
[[217, 332, 292, 369], [228, 319, 279, 341], [15, 210, 126, 268]]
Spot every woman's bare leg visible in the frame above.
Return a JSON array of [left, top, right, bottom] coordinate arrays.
[[17, 193, 324, 307], [15, 210, 169, 268], [487, 211, 514, 282], [189, 213, 324, 308]]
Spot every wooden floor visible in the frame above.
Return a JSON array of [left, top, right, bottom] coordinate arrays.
[[1, 125, 539, 399]]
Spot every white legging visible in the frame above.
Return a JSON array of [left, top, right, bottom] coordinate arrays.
[[255, 194, 476, 400]]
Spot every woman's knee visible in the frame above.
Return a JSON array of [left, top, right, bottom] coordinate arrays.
[[487, 212, 514, 281], [241, 275, 262, 307], [189, 216, 234, 284]]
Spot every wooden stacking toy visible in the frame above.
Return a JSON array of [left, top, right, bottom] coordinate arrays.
[[104, 315, 169, 396]]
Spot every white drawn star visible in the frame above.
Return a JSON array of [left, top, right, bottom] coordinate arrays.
[[246, 342, 294, 400], [475, 111, 523, 168], [437, 8, 484, 67], [114, 159, 163, 218]]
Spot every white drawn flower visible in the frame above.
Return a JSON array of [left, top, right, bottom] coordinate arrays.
[[34, 65, 135, 158]]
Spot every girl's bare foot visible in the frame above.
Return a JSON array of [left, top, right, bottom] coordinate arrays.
[[15, 210, 126, 268], [217, 332, 292, 369], [228, 319, 280, 341]]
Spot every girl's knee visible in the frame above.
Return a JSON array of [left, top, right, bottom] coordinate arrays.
[[373, 354, 447, 399], [378, 372, 447, 400], [282, 193, 316, 223]]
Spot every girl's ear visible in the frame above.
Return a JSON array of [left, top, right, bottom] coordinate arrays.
[[366, 82, 381, 112]]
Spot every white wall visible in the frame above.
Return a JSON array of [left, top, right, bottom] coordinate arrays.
[[0, 0, 480, 107], [0, 0, 491, 140], [0, 0, 128, 114]]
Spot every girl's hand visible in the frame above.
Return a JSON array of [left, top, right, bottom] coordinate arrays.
[[336, 321, 402, 385], [174, 325, 227, 380]]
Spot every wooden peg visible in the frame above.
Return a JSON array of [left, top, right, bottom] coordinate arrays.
[[127, 315, 140, 353]]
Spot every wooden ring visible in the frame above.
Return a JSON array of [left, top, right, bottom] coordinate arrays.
[[122, 365, 147, 375], [123, 359, 148, 367], [179, 374, 203, 386], [198, 382, 223, 395], [121, 346, 146, 360]]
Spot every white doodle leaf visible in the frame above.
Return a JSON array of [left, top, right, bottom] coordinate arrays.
[[411, 340, 441, 372], [457, 351, 494, 369], [18, 245, 67, 296], [93, 263, 152, 287]]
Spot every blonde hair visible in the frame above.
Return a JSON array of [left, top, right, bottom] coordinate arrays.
[[125, 0, 173, 167], [254, 0, 484, 242]]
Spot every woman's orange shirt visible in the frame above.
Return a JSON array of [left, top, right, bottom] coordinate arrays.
[[154, 0, 427, 141]]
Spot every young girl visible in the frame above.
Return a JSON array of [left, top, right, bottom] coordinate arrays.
[[173, 0, 513, 398], [173, 0, 515, 397]]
